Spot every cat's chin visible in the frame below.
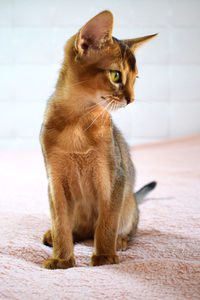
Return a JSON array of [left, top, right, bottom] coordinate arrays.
[[100, 96, 127, 111]]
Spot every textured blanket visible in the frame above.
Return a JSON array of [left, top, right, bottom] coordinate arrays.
[[0, 136, 200, 299]]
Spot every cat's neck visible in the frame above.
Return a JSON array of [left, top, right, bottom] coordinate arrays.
[[43, 91, 112, 154], [48, 91, 111, 131], [52, 93, 96, 119]]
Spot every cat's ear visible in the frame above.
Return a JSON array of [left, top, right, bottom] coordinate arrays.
[[75, 10, 113, 57], [123, 33, 158, 52]]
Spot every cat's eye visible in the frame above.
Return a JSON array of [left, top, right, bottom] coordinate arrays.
[[110, 71, 122, 83]]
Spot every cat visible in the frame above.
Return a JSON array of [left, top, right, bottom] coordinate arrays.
[[40, 10, 157, 269]]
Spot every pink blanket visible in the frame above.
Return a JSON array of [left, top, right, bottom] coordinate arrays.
[[0, 136, 200, 299]]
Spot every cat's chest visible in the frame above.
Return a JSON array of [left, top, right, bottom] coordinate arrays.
[[57, 121, 112, 153], [57, 124, 88, 153], [63, 151, 97, 203]]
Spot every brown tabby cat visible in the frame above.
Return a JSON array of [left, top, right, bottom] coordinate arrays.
[[40, 10, 157, 269]]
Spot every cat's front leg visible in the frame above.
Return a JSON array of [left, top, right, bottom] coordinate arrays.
[[42, 173, 75, 269], [91, 172, 125, 266]]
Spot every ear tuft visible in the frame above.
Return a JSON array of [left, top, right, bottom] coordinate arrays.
[[123, 33, 158, 52], [76, 10, 113, 56]]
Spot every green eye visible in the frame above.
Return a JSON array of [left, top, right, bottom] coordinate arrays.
[[110, 70, 121, 83]]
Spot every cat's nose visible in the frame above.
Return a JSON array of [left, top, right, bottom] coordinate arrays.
[[126, 96, 134, 104]]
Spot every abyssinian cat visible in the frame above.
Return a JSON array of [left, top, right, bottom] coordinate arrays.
[[40, 10, 157, 269]]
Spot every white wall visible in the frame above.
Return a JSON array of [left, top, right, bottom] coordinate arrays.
[[0, 0, 200, 150]]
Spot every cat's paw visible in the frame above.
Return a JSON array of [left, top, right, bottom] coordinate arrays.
[[90, 254, 119, 266], [117, 236, 128, 251], [42, 257, 75, 269], [42, 229, 52, 247]]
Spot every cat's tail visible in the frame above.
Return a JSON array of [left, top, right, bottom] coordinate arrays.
[[135, 181, 157, 204]]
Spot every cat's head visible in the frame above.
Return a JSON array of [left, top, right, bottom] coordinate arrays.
[[61, 11, 157, 111]]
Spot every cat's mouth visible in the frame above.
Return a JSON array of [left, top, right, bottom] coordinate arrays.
[[101, 96, 126, 111]]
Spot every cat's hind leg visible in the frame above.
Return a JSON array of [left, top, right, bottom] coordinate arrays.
[[116, 236, 128, 251], [42, 229, 53, 247], [117, 193, 139, 251], [42, 229, 91, 247]]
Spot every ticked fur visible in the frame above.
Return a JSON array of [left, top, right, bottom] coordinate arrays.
[[40, 10, 157, 269]]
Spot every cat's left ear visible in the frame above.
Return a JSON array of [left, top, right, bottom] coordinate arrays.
[[123, 33, 158, 52], [75, 10, 113, 57]]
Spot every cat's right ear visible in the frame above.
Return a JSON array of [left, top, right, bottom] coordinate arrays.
[[75, 10, 113, 59], [122, 34, 158, 52]]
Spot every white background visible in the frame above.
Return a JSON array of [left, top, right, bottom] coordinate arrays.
[[0, 0, 200, 150]]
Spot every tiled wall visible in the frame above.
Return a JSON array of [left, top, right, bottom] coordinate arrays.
[[0, 0, 200, 150]]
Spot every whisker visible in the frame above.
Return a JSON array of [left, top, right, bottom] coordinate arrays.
[[102, 111, 109, 127], [111, 102, 116, 112], [81, 99, 106, 119], [84, 101, 112, 131], [100, 106, 108, 121], [109, 102, 114, 113], [101, 100, 114, 126], [104, 99, 114, 113], [109, 104, 113, 113]]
